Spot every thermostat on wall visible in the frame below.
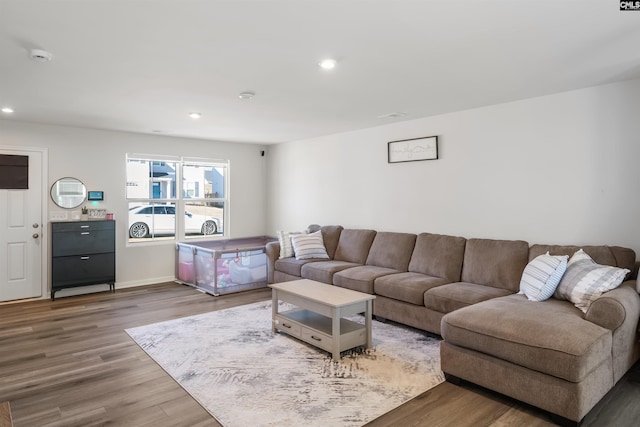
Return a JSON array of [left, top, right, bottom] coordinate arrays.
[[88, 191, 104, 201]]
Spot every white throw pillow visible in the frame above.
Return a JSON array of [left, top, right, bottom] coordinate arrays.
[[518, 252, 568, 302], [290, 231, 330, 260], [276, 230, 298, 259], [554, 249, 630, 313]]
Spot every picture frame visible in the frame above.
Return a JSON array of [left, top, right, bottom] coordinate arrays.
[[388, 136, 438, 163], [88, 208, 107, 219]]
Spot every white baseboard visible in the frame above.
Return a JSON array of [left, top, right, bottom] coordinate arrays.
[[47, 276, 176, 299], [116, 276, 176, 289]]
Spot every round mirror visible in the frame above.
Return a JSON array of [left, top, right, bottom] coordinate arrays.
[[50, 177, 87, 209]]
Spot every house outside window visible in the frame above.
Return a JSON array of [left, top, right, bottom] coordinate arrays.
[[126, 155, 227, 243]]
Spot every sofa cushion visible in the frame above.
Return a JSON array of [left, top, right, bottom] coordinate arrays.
[[408, 233, 466, 282], [333, 265, 398, 294], [320, 225, 344, 259], [301, 260, 361, 284], [461, 238, 529, 292], [518, 252, 568, 302], [374, 272, 450, 305], [291, 231, 330, 260], [555, 249, 629, 313], [333, 229, 377, 264], [441, 294, 612, 382], [424, 282, 512, 313], [275, 257, 323, 277], [365, 232, 416, 270]]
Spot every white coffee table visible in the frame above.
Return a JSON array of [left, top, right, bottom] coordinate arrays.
[[270, 279, 376, 360]]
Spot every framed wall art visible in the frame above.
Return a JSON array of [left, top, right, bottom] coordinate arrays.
[[388, 136, 438, 163]]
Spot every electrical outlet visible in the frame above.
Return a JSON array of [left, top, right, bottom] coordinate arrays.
[[49, 211, 68, 221]]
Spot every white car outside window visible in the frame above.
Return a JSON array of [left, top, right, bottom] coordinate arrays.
[[128, 205, 219, 238]]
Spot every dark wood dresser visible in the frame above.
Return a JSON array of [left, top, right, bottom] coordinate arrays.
[[51, 220, 115, 300]]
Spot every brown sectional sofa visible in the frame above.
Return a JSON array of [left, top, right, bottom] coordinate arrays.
[[265, 225, 640, 425]]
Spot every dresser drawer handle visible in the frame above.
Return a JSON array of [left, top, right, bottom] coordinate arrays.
[[281, 323, 291, 329], [81, 232, 91, 235], [80, 225, 90, 228], [310, 335, 322, 342], [80, 256, 90, 260]]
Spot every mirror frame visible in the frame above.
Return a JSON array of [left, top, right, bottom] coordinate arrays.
[[50, 177, 87, 209]]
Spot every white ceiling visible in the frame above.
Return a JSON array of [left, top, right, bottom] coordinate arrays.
[[1, 0, 639, 145]]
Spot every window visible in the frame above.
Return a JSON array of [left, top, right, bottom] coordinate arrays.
[[126, 155, 227, 242]]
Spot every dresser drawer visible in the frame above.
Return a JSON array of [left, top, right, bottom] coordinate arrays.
[[52, 220, 115, 233], [52, 229, 115, 256], [52, 253, 115, 289]]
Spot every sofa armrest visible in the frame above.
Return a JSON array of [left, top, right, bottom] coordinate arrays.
[[585, 280, 640, 382], [265, 241, 280, 284], [585, 281, 640, 331]]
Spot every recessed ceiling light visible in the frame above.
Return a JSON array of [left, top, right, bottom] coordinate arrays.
[[1, 107, 14, 114], [238, 91, 255, 100], [189, 112, 202, 119], [319, 58, 337, 70], [29, 49, 53, 62]]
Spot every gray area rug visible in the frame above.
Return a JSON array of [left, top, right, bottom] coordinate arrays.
[[126, 300, 444, 427]]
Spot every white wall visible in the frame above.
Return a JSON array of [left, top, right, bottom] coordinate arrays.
[[267, 79, 640, 255], [0, 121, 267, 293]]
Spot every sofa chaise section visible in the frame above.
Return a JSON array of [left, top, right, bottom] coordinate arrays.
[[440, 245, 640, 424]]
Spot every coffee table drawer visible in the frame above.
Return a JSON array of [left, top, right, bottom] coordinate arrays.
[[301, 327, 333, 352], [274, 314, 301, 338]]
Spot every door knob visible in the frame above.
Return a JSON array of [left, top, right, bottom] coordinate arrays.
[[33, 223, 39, 228], [33, 233, 39, 239]]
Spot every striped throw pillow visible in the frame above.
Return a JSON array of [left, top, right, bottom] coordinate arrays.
[[518, 252, 568, 302], [276, 230, 298, 259], [290, 231, 330, 260], [554, 249, 630, 313]]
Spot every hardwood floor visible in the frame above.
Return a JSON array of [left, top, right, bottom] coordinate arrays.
[[0, 401, 12, 427], [1, 283, 638, 426]]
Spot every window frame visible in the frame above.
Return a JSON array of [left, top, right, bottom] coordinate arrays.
[[126, 154, 229, 244]]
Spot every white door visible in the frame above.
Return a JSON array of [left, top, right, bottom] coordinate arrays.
[[0, 149, 43, 301]]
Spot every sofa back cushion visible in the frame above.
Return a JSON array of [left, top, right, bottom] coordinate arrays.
[[529, 244, 636, 276], [365, 232, 416, 270], [408, 233, 467, 281], [461, 238, 529, 292], [320, 225, 344, 259], [333, 229, 377, 264]]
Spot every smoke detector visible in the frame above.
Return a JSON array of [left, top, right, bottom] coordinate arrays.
[[238, 91, 255, 100], [377, 112, 407, 119], [30, 49, 53, 62]]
